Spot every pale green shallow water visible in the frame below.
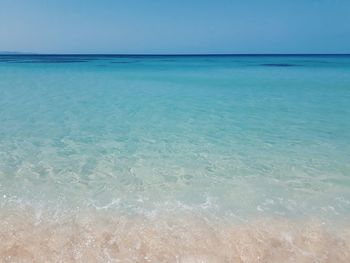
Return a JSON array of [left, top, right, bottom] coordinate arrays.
[[0, 55, 350, 219]]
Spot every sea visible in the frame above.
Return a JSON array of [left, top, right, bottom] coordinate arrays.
[[0, 55, 350, 262]]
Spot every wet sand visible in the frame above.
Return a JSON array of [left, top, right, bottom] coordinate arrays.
[[1, 209, 349, 263]]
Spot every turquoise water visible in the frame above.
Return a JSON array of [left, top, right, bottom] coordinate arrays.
[[1, 55, 350, 261]]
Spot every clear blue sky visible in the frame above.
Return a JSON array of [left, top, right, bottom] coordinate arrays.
[[0, 0, 349, 54]]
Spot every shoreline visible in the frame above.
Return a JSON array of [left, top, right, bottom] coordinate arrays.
[[1, 208, 350, 262]]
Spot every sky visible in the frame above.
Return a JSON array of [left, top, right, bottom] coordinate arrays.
[[0, 0, 349, 54]]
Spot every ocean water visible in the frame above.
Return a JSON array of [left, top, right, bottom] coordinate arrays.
[[0, 55, 350, 262]]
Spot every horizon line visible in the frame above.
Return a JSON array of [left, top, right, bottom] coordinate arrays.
[[1, 53, 350, 56]]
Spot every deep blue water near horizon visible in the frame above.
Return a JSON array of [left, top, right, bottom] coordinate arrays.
[[1, 55, 350, 261]]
